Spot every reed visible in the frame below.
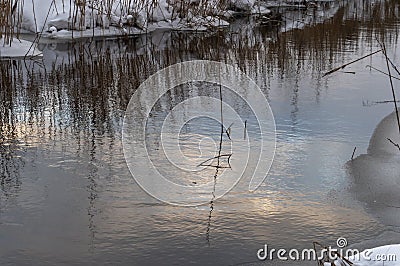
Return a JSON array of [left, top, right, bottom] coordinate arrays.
[[0, 0, 235, 40], [0, 0, 24, 46], [379, 39, 400, 134]]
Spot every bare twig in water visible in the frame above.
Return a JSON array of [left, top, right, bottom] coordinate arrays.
[[378, 40, 400, 134], [198, 154, 232, 168], [351, 147, 357, 160], [375, 100, 400, 104], [225, 122, 233, 140], [366, 65, 400, 81], [206, 83, 227, 245], [384, 55, 400, 77], [385, 204, 400, 209], [363, 100, 400, 107], [200, 164, 232, 169], [322, 50, 382, 77], [244, 120, 247, 140], [387, 138, 400, 152]]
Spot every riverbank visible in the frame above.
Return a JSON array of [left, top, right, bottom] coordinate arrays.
[[0, 0, 340, 57]]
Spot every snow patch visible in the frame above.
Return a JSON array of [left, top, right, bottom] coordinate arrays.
[[229, 0, 256, 11], [368, 109, 400, 156], [346, 109, 400, 226], [0, 39, 42, 58]]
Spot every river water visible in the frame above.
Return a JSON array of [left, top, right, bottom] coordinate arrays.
[[1, 0, 400, 265]]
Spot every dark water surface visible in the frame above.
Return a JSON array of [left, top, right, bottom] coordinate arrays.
[[1, 0, 400, 265]]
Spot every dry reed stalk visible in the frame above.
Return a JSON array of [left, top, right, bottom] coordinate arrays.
[[379, 40, 400, 134]]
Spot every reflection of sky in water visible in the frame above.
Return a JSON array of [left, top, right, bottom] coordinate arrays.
[[141, 82, 269, 190], [1, 1, 400, 265]]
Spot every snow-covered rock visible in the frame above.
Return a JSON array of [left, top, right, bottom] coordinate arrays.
[[133, 11, 148, 30], [346, 109, 400, 225], [229, 0, 256, 11], [148, 0, 173, 22], [368, 109, 400, 156], [47, 13, 73, 31], [251, 5, 272, 15], [49, 26, 57, 33]]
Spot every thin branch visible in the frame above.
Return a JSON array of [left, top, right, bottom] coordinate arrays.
[[323, 50, 382, 77], [366, 65, 400, 81], [387, 138, 400, 152], [363, 100, 400, 107], [197, 154, 233, 167], [351, 147, 357, 160], [225, 122, 233, 140], [378, 40, 400, 134], [244, 120, 247, 140], [385, 56, 400, 77]]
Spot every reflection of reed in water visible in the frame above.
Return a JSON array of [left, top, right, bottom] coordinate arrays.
[[0, 60, 23, 198], [206, 85, 225, 246], [204, 122, 234, 245], [205, 84, 234, 245], [87, 127, 99, 251], [0, 115, 23, 199], [205, 160, 218, 246], [0, 0, 398, 173]]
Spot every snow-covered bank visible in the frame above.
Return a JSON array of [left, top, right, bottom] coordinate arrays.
[[12, 0, 272, 38], [1, 0, 270, 57], [0, 39, 42, 58], [336, 109, 400, 265], [0, 0, 346, 57], [6, 0, 341, 40], [346, 109, 400, 225]]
